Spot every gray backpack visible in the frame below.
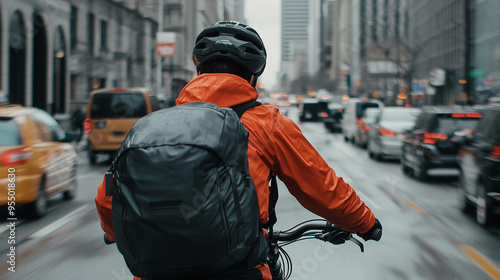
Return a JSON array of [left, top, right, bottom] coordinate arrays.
[[105, 101, 268, 279]]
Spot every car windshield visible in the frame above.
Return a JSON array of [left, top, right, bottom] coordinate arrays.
[[382, 110, 420, 122], [437, 117, 480, 135], [0, 118, 22, 146], [356, 102, 380, 119], [328, 103, 344, 110], [90, 93, 147, 118], [364, 109, 380, 122]]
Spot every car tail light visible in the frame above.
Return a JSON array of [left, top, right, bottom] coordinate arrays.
[[84, 118, 92, 133], [319, 112, 329, 118], [465, 113, 482, 118], [1, 147, 33, 166], [356, 118, 363, 127], [378, 128, 396, 136], [490, 146, 500, 158], [363, 124, 371, 132], [451, 113, 483, 118], [423, 133, 448, 144]]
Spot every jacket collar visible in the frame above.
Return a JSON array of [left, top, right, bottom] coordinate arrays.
[[176, 73, 259, 108]]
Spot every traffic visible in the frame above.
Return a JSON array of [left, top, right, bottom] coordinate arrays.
[[0, 0, 499, 279], [0, 98, 499, 279]]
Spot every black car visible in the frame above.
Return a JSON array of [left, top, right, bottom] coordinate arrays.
[[299, 99, 329, 122], [401, 106, 483, 180], [457, 105, 500, 226], [320, 102, 344, 132]]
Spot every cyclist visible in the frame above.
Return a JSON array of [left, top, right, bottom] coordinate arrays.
[[95, 21, 382, 280]]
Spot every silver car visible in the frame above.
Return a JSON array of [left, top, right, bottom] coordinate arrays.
[[367, 107, 421, 160]]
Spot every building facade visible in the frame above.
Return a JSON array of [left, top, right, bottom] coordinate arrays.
[[472, 0, 500, 104], [1, 0, 157, 118], [409, 0, 468, 105], [1, 0, 246, 118], [158, 0, 245, 104]]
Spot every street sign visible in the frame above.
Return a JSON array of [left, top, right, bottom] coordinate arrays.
[[156, 32, 176, 57], [469, 69, 486, 78]]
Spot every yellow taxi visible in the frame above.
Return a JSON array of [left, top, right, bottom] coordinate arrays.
[[85, 88, 161, 164], [0, 105, 78, 218]]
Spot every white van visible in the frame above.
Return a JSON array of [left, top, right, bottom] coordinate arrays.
[[342, 98, 384, 143]]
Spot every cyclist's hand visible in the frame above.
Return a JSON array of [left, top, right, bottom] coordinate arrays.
[[357, 218, 382, 241]]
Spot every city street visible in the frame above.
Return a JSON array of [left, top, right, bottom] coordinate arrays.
[[0, 107, 499, 280]]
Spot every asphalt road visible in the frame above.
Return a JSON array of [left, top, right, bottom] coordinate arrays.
[[0, 107, 499, 280]]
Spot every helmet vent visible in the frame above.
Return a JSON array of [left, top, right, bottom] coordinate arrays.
[[235, 33, 263, 50], [195, 43, 207, 49], [245, 48, 259, 55], [205, 31, 219, 38]]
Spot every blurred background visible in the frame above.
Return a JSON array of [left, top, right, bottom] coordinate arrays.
[[0, 0, 499, 280]]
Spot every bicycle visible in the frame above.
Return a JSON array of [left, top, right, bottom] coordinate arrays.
[[266, 219, 368, 280], [104, 219, 369, 280]]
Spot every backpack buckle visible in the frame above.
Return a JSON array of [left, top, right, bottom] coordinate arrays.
[[105, 171, 115, 196]]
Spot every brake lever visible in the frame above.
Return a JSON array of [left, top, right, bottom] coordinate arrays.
[[316, 231, 364, 252]]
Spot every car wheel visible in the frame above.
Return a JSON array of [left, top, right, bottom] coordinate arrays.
[[63, 170, 78, 200], [29, 177, 48, 218], [88, 144, 97, 165], [344, 135, 348, 142], [368, 142, 376, 160], [401, 161, 413, 176], [476, 181, 493, 226], [414, 164, 427, 181], [457, 174, 473, 214]]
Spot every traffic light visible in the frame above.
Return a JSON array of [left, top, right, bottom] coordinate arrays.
[[346, 73, 351, 88]]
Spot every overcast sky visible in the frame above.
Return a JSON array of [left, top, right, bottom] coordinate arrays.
[[244, 0, 281, 90]]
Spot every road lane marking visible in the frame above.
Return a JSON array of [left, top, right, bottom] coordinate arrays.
[[460, 245, 500, 280], [0, 220, 23, 234], [29, 204, 92, 239], [403, 199, 427, 214]]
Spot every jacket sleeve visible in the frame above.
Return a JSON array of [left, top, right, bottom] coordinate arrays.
[[270, 112, 375, 234], [95, 176, 115, 242]]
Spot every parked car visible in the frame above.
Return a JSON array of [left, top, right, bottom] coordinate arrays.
[[367, 107, 421, 160], [457, 104, 500, 226], [320, 102, 345, 132], [342, 98, 384, 143], [85, 88, 162, 165], [354, 107, 381, 147], [298, 98, 329, 122], [401, 106, 483, 180], [0, 105, 78, 218]]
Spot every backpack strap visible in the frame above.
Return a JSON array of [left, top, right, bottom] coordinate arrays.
[[230, 100, 262, 118], [264, 172, 278, 229], [230, 100, 278, 229]]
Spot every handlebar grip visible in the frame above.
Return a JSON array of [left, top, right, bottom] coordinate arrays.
[[371, 228, 382, 241], [104, 233, 115, 245]]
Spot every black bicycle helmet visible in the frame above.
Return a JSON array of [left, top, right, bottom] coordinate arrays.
[[193, 21, 267, 77]]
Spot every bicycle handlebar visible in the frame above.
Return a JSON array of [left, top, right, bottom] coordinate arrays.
[[271, 220, 364, 252], [104, 234, 115, 245]]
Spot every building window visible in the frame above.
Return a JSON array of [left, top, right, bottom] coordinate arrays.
[[394, 0, 400, 40], [404, 10, 409, 39], [371, 0, 378, 42], [87, 13, 94, 55], [70, 5, 78, 52], [100, 20, 108, 50], [383, 0, 389, 40]]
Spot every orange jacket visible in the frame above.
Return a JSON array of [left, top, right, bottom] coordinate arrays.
[[95, 73, 375, 280]]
